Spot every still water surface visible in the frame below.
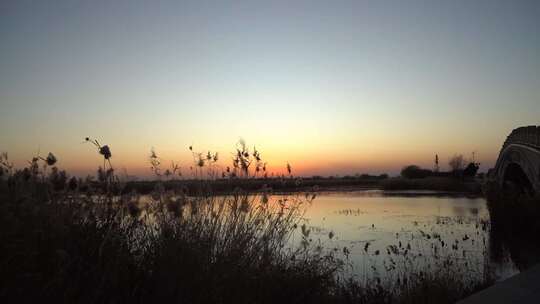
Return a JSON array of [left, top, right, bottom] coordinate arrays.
[[288, 190, 519, 283]]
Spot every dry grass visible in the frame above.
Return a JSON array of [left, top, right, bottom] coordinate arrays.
[[0, 145, 495, 303]]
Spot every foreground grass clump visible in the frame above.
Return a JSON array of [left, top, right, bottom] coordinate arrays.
[[0, 149, 491, 303], [0, 168, 337, 302], [0, 149, 351, 303]]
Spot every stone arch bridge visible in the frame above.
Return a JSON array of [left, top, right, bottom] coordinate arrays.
[[492, 125, 540, 194]]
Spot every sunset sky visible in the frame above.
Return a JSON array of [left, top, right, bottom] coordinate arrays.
[[1, 0, 539, 177]]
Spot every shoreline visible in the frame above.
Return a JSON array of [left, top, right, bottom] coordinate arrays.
[[120, 177, 483, 197]]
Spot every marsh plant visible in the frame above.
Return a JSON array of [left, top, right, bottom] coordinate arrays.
[[0, 142, 343, 303], [0, 140, 495, 303], [85, 137, 115, 185]]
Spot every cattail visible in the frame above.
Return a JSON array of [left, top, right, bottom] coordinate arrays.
[[150, 148, 158, 159], [99, 145, 112, 159], [45, 152, 57, 166]]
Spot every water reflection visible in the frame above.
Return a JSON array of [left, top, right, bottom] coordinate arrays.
[[489, 217, 540, 272], [284, 191, 521, 283], [137, 190, 536, 285]]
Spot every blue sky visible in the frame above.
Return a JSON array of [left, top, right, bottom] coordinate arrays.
[[1, 0, 539, 176]]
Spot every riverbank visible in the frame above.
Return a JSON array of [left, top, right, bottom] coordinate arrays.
[[122, 176, 384, 195], [380, 177, 482, 194], [121, 176, 482, 196]]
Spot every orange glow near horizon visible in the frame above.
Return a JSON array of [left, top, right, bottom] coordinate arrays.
[[2, 131, 500, 178]]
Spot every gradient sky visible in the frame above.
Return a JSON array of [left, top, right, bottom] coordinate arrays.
[[1, 0, 539, 177]]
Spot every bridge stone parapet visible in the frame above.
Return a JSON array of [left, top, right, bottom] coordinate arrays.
[[501, 125, 540, 150]]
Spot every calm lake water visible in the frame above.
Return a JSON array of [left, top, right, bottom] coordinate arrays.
[[286, 190, 520, 283]]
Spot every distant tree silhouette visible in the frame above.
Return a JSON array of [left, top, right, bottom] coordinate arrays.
[[463, 162, 480, 178], [448, 154, 465, 172], [401, 165, 432, 179]]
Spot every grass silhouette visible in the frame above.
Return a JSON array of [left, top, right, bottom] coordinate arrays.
[[0, 141, 494, 303]]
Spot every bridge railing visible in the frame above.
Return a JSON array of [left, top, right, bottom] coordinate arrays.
[[502, 125, 540, 150]]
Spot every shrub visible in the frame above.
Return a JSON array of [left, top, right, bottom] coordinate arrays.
[[448, 154, 465, 172], [400, 165, 433, 179], [463, 162, 480, 178]]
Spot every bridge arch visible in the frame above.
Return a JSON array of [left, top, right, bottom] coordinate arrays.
[[502, 162, 533, 194], [492, 126, 540, 195]]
